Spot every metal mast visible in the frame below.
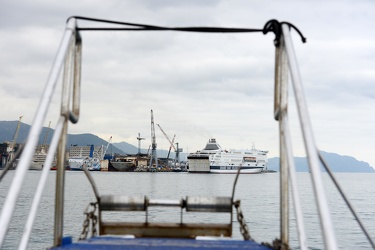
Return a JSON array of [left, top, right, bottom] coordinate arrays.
[[137, 133, 145, 155], [9, 116, 23, 152], [149, 110, 158, 168], [156, 124, 176, 159], [102, 136, 112, 160], [7, 115, 23, 165]]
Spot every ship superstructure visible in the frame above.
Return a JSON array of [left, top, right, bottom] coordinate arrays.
[[188, 139, 268, 173]]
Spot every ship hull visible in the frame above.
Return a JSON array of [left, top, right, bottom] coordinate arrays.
[[69, 158, 84, 171], [29, 162, 43, 170], [110, 161, 135, 172], [210, 166, 263, 174], [69, 157, 101, 171]]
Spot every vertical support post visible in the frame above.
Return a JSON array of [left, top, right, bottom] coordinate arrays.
[[275, 37, 290, 246], [54, 122, 69, 246], [71, 31, 82, 124], [275, 35, 308, 250], [282, 24, 338, 250], [54, 25, 76, 246]]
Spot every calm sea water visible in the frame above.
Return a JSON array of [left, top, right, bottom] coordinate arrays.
[[0, 171, 374, 249]]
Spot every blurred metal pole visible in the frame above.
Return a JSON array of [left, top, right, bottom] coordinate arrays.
[[54, 18, 77, 247], [282, 24, 338, 250], [275, 35, 289, 246]]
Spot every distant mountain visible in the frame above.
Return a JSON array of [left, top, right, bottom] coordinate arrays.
[[0, 121, 31, 144], [0, 121, 124, 154], [0, 120, 187, 159], [112, 141, 139, 154], [267, 151, 375, 173], [1, 120, 373, 171]]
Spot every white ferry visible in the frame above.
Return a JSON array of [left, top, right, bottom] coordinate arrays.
[[188, 139, 268, 174]]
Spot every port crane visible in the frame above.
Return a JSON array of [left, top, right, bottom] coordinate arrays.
[[101, 136, 112, 160], [149, 110, 158, 168], [136, 133, 145, 155], [6, 116, 23, 165], [8, 116, 23, 153], [156, 124, 176, 159]]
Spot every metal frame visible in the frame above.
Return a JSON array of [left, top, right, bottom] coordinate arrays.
[[54, 18, 82, 247], [1, 17, 373, 250], [0, 18, 79, 248], [278, 24, 338, 249]]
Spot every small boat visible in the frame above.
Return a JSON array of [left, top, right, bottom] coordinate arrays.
[[0, 17, 374, 250], [188, 139, 268, 174]]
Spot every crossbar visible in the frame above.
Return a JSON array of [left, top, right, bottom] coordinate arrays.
[[100, 222, 232, 238]]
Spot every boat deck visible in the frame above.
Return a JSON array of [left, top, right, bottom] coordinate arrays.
[[51, 236, 272, 250]]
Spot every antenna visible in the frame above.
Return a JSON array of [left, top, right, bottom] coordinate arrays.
[[137, 133, 145, 155]]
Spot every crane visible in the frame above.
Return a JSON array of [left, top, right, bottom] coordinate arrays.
[[136, 133, 145, 155], [102, 136, 112, 160], [168, 135, 176, 159], [156, 124, 176, 159], [7, 115, 23, 165], [149, 110, 158, 168], [8, 116, 23, 153]]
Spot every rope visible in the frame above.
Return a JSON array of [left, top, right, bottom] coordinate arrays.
[[67, 16, 306, 47]]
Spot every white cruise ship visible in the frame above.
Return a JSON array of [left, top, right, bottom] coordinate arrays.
[[187, 138, 268, 174], [30, 146, 56, 170]]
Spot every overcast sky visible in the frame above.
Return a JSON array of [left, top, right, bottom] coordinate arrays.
[[1, 0, 374, 168]]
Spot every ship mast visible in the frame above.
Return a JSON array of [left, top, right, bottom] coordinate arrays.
[[149, 110, 158, 168], [7, 116, 23, 165], [9, 116, 23, 153]]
